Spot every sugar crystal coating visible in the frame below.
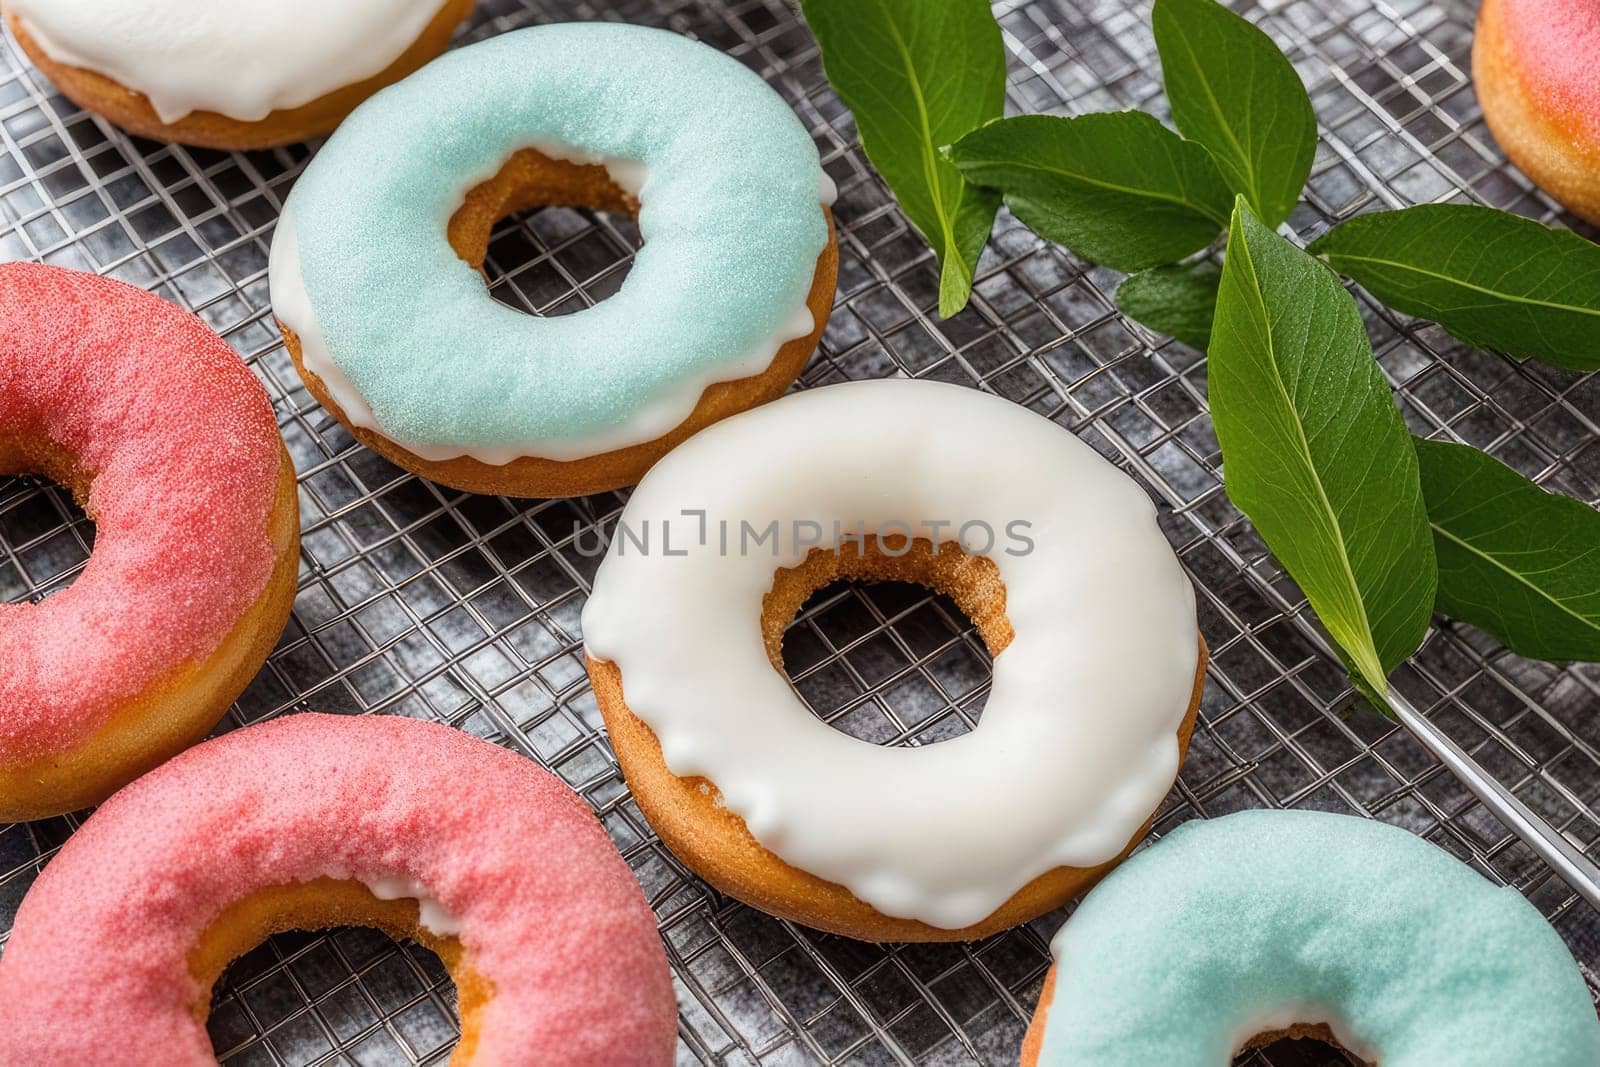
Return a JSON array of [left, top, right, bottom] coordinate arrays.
[[0, 712, 677, 1064], [275, 22, 827, 460], [1036, 809, 1600, 1065], [1497, 0, 1600, 144], [0, 262, 284, 765]]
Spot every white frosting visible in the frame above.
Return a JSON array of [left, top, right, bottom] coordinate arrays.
[[268, 151, 823, 465], [9, 0, 453, 123], [581, 380, 1200, 929], [364, 876, 462, 937]]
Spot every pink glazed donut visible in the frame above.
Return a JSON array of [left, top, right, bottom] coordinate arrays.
[[1475, 0, 1600, 223], [0, 712, 677, 1065], [0, 261, 298, 820]]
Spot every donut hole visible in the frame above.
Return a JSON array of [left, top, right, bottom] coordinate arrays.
[[199, 880, 476, 1062], [0, 443, 97, 603], [450, 147, 642, 318], [1240, 1029, 1368, 1066], [769, 537, 1007, 746]]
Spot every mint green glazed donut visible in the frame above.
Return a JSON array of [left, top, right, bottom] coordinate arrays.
[[269, 22, 831, 465], [1031, 810, 1600, 1065]]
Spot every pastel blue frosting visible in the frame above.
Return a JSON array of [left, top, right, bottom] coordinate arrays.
[[279, 23, 826, 457], [1039, 810, 1600, 1065]]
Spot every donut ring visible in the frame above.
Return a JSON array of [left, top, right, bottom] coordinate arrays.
[[583, 380, 1207, 941], [0, 263, 298, 821], [1474, 0, 1600, 224], [1021, 810, 1600, 1065], [6, 1, 475, 150], [269, 24, 838, 498], [0, 713, 678, 1064]]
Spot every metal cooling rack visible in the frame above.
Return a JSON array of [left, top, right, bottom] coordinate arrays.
[[1, 0, 1598, 1063]]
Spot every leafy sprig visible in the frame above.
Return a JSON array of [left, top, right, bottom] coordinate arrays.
[[802, 0, 1600, 697]]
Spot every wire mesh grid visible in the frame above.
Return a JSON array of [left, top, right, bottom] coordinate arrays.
[[0, 0, 1597, 1063]]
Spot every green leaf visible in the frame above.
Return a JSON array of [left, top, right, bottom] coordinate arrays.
[[1152, 0, 1316, 228], [945, 112, 1231, 272], [1415, 437, 1600, 662], [1117, 261, 1222, 349], [802, 0, 1005, 316], [1307, 205, 1600, 371], [1210, 198, 1436, 703]]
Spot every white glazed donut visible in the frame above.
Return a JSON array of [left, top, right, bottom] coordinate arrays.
[[5, 0, 475, 148], [582, 379, 1207, 941]]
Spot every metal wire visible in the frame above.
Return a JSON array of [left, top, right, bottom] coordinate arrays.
[[1, 0, 1597, 1064]]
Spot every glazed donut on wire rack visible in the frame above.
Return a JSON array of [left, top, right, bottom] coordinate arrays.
[[5, 0, 475, 149], [0, 263, 298, 822], [1474, 0, 1600, 224], [269, 22, 837, 498], [0, 713, 677, 1065], [1020, 810, 1600, 1066], [582, 379, 1207, 942]]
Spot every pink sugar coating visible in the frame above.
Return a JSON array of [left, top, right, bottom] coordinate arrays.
[[0, 262, 285, 765], [0, 712, 678, 1065], [1498, 0, 1600, 145]]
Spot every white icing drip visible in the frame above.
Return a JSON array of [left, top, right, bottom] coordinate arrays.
[[364, 876, 462, 937], [269, 143, 824, 465], [581, 380, 1200, 928], [9, 0, 453, 124], [269, 214, 381, 430], [819, 172, 838, 206]]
